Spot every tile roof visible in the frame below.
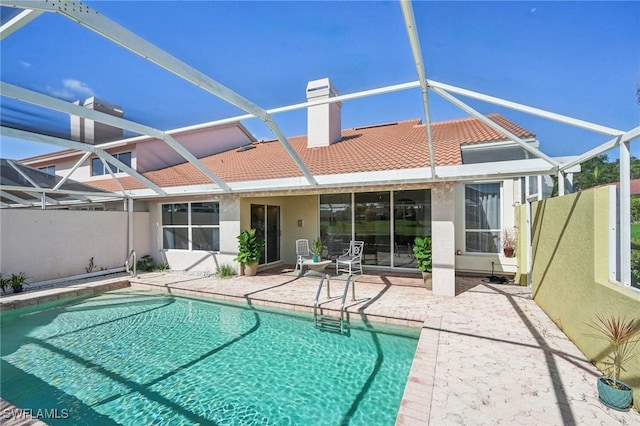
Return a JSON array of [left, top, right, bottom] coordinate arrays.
[[88, 114, 535, 192]]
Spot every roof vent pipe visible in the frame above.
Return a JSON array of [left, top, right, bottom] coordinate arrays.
[[306, 78, 341, 148]]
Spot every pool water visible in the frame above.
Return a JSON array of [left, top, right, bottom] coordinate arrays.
[[1, 290, 419, 425]]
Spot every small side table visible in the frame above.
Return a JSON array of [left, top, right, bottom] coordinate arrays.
[[302, 259, 331, 274]]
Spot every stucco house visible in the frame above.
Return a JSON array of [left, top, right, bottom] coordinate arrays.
[[18, 78, 559, 293]]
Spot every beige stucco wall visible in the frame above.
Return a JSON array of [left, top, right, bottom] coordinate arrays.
[[240, 195, 319, 267], [38, 149, 138, 183], [0, 209, 149, 283], [530, 186, 640, 410], [149, 195, 240, 274], [432, 184, 456, 296]]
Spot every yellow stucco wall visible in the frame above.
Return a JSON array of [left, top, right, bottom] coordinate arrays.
[[530, 187, 640, 410], [240, 195, 319, 266]]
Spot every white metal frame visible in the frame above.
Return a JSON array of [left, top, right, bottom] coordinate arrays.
[[1, 1, 639, 288]]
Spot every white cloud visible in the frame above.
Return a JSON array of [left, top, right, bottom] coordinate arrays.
[[19, 60, 31, 68], [45, 78, 95, 101]]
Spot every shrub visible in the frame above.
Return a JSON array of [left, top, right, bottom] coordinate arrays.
[[136, 255, 155, 272], [233, 229, 265, 266], [412, 236, 432, 273], [217, 264, 236, 278], [155, 262, 170, 272]]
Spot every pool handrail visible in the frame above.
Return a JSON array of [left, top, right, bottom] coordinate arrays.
[[313, 273, 355, 334], [125, 250, 136, 277]]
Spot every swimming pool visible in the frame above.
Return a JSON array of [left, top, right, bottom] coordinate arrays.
[[1, 290, 418, 425]]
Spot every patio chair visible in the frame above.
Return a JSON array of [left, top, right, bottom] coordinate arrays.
[[336, 240, 364, 275], [294, 239, 312, 273]]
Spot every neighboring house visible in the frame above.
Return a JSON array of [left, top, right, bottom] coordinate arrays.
[[17, 79, 550, 278]]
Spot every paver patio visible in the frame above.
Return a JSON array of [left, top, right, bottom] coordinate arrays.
[[1, 268, 638, 425]]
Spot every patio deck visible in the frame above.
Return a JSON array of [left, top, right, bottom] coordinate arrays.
[[1, 269, 638, 425]]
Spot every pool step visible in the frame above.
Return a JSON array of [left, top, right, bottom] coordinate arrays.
[[316, 315, 348, 334], [313, 274, 355, 335]]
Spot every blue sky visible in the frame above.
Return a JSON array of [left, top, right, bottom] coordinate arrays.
[[0, 1, 638, 161]]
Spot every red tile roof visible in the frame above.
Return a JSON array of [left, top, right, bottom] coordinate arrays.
[[600, 178, 640, 196], [88, 114, 535, 192]]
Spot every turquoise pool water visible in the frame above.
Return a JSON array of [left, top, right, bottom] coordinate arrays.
[[1, 290, 418, 425]]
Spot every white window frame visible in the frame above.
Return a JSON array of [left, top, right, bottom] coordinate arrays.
[[161, 201, 220, 252], [91, 151, 132, 176], [463, 181, 503, 255], [38, 165, 55, 175]]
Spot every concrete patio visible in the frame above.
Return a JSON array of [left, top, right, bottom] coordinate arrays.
[[1, 269, 639, 425]]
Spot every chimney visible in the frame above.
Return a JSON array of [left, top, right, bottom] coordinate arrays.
[[70, 97, 124, 144], [306, 78, 341, 148]]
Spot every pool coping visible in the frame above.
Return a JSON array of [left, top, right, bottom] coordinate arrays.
[[0, 275, 437, 426], [0, 398, 48, 426], [0, 277, 129, 311]]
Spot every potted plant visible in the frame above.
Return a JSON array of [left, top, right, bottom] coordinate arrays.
[[9, 272, 27, 294], [412, 236, 432, 290], [311, 237, 324, 262], [233, 229, 265, 276], [586, 314, 640, 411], [0, 273, 8, 294], [502, 227, 517, 258]]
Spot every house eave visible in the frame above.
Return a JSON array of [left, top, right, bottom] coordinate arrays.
[[122, 156, 581, 200]]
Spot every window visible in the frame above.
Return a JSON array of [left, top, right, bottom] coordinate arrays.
[[39, 165, 55, 175], [319, 189, 431, 268], [162, 202, 220, 251], [465, 183, 501, 253], [91, 152, 131, 176]]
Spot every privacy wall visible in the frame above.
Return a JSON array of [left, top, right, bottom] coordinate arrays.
[[0, 209, 150, 283], [525, 187, 640, 410]]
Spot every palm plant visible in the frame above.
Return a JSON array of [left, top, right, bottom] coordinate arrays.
[[586, 315, 640, 389], [9, 272, 27, 293]]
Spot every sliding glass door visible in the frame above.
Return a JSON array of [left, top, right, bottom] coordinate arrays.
[[319, 194, 351, 259], [251, 204, 281, 265], [394, 190, 431, 268], [355, 192, 391, 266], [319, 190, 431, 268]]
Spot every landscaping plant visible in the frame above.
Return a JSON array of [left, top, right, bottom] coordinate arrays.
[[586, 314, 640, 388], [216, 264, 236, 278], [412, 236, 432, 273], [9, 272, 27, 293], [311, 237, 325, 259], [137, 255, 155, 272]]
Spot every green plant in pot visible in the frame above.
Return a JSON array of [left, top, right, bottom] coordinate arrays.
[[0, 273, 8, 294], [311, 237, 324, 262], [9, 272, 27, 294], [412, 236, 432, 290], [234, 229, 265, 276], [586, 314, 640, 411]]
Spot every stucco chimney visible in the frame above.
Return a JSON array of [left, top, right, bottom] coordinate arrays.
[[306, 78, 341, 148], [70, 97, 124, 144]]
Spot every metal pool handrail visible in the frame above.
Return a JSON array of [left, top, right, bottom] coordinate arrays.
[[313, 274, 327, 327], [125, 250, 136, 276], [313, 273, 356, 334]]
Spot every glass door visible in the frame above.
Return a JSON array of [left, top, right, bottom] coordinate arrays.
[[319, 193, 352, 259], [251, 204, 281, 265], [393, 190, 431, 268], [355, 192, 391, 266]]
